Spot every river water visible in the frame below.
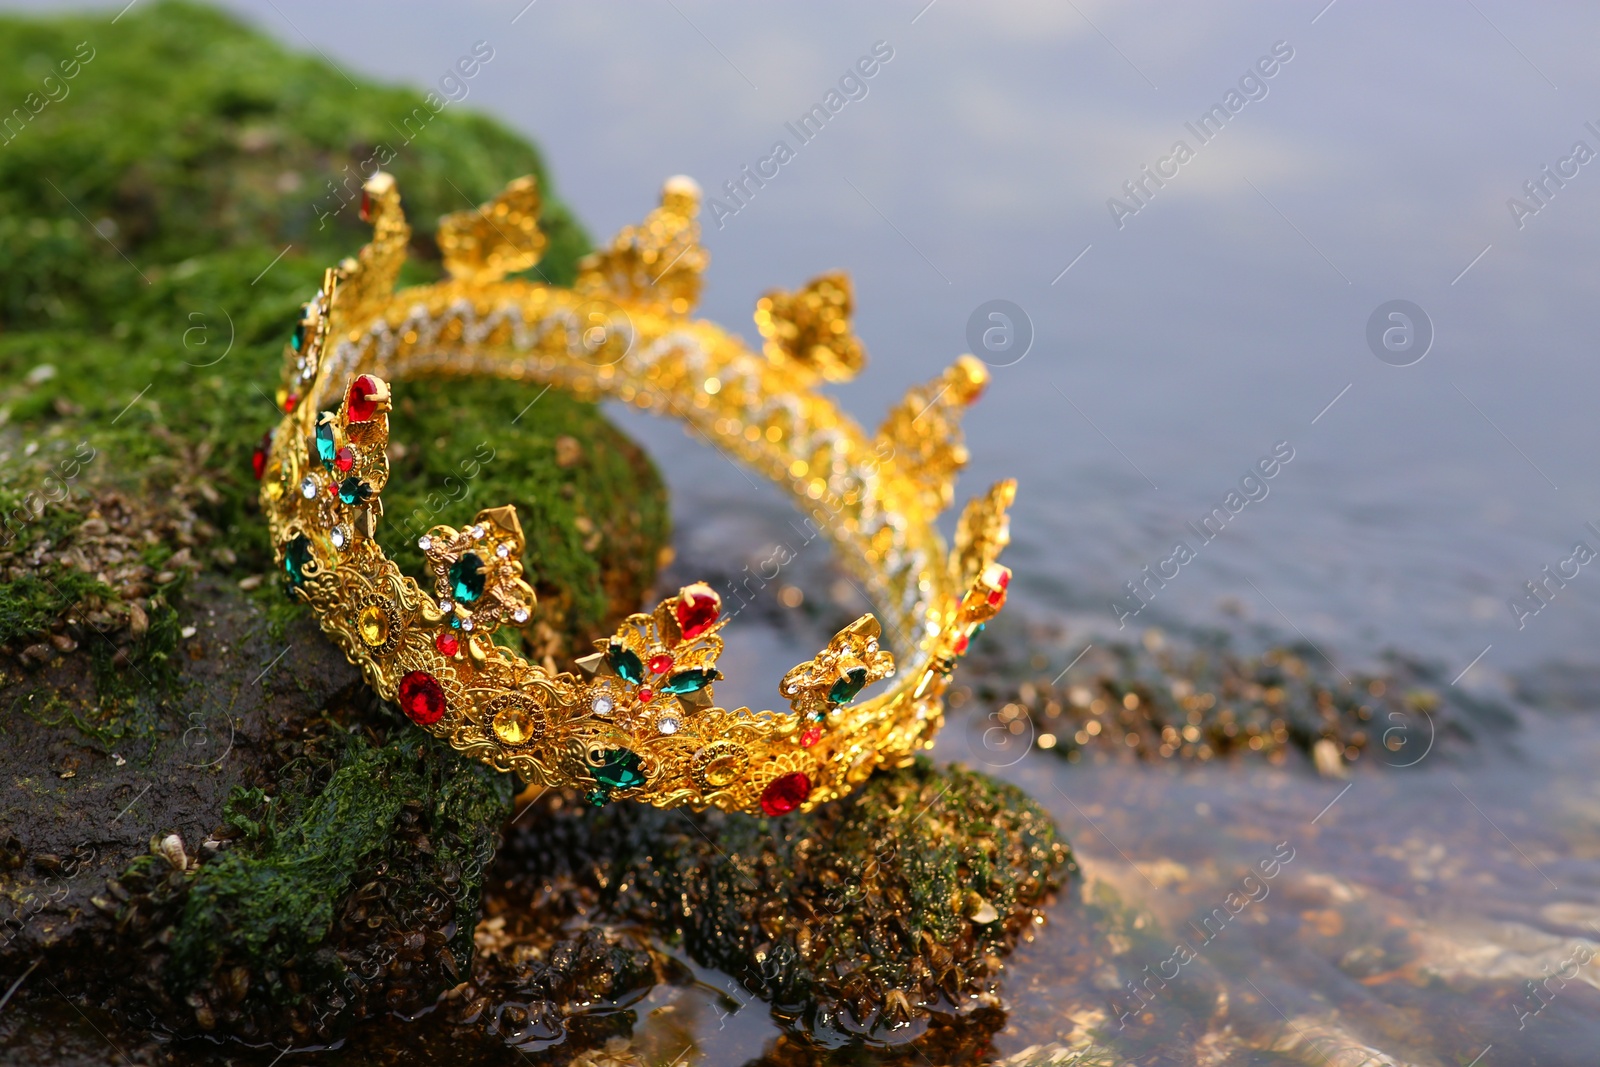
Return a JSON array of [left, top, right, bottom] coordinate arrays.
[[18, 0, 1600, 1062]]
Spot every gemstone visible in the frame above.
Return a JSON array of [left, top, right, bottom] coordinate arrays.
[[435, 631, 460, 656], [511, 606, 529, 624], [828, 666, 869, 705], [449, 552, 486, 604], [283, 392, 299, 414], [648, 653, 674, 674], [637, 687, 654, 703], [987, 589, 1006, 607], [662, 668, 718, 695], [299, 475, 317, 500], [658, 717, 680, 735], [333, 446, 356, 473], [251, 433, 271, 480], [397, 671, 445, 725], [496, 542, 511, 559], [331, 525, 348, 550], [592, 694, 614, 715], [359, 188, 373, 222], [470, 525, 485, 540], [357, 604, 390, 647], [461, 617, 474, 632], [953, 633, 970, 655], [291, 319, 306, 352], [591, 748, 646, 791], [606, 643, 644, 684], [800, 725, 822, 748], [314, 420, 337, 468], [284, 534, 314, 588], [584, 789, 608, 807], [347, 374, 381, 422], [337, 477, 371, 506], [493, 704, 534, 745], [760, 772, 811, 816], [674, 583, 721, 641], [438, 598, 453, 613], [418, 535, 433, 551]]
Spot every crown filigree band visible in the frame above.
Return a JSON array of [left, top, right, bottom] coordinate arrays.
[[258, 172, 1015, 815]]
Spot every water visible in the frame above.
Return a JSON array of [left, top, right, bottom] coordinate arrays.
[[12, 0, 1600, 1061]]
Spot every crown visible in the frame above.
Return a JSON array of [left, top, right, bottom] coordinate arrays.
[[257, 172, 1015, 815]]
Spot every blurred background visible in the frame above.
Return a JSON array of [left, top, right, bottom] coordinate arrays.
[[10, 0, 1598, 674]]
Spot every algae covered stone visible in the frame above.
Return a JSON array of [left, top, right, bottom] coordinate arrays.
[[496, 759, 1075, 1042], [0, 0, 667, 1048]]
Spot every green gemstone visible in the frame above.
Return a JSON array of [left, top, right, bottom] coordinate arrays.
[[291, 319, 306, 352], [828, 666, 868, 705], [284, 534, 314, 588], [314, 420, 337, 468], [662, 667, 719, 695], [585, 789, 610, 807], [449, 552, 486, 604], [337, 477, 371, 506], [591, 747, 645, 791], [606, 642, 644, 684]]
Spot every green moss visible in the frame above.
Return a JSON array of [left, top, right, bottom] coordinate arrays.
[[505, 759, 1074, 1039], [0, 0, 662, 654], [0, 0, 669, 1044], [165, 728, 512, 1004]]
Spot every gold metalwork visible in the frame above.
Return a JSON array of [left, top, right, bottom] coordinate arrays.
[[262, 172, 1016, 815]]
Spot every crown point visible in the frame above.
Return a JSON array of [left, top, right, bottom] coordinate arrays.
[[952, 354, 989, 404], [663, 174, 701, 202]]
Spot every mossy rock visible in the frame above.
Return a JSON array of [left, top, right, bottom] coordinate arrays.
[[493, 760, 1074, 1049], [0, 0, 667, 1045]]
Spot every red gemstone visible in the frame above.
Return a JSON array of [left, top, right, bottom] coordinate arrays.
[[397, 670, 445, 725], [954, 633, 970, 655], [675, 583, 721, 640], [760, 772, 811, 816], [435, 632, 460, 656], [251, 435, 270, 480], [334, 446, 356, 473], [987, 589, 1006, 607], [637, 687, 654, 703], [360, 188, 373, 222], [283, 392, 299, 414], [648, 653, 673, 674], [996, 569, 1011, 590], [347, 375, 381, 423], [799, 725, 822, 748]]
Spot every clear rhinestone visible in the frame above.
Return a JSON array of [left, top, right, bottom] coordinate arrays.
[[299, 475, 317, 499], [496, 543, 511, 559], [658, 717, 680, 735], [592, 694, 614, 716], [438, 598, 453, 613], [470, 525, 485, 539], [512, 606, 529, 623], [418, 535, 432, 551], [866, 640, 878, 655], [461, 617, 474, 631], [331, 526, 348, 550]]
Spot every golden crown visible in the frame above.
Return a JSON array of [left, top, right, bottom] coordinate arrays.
[[258, 172, 1015, 815]]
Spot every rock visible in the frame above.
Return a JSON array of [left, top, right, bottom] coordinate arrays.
[[967, 619, 1513, 770], [0, 0, 667, 1052], [491, 760, 1074, 1044]]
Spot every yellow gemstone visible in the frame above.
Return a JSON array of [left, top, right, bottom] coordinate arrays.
[[357, 604, 389, 647], [493, 704, 534, 745]]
